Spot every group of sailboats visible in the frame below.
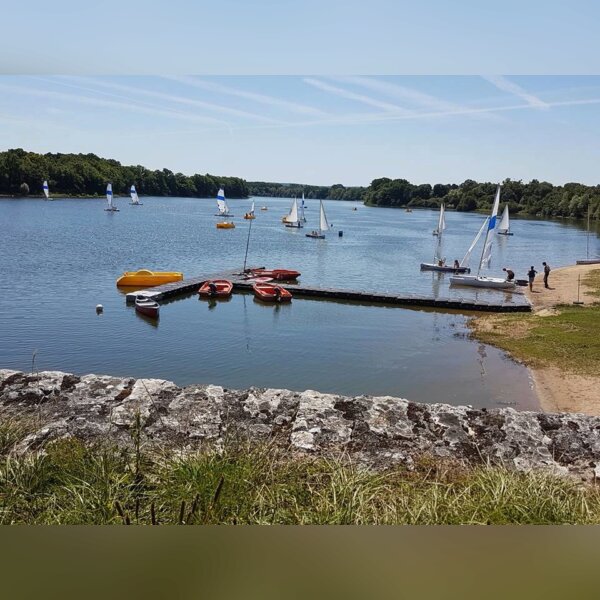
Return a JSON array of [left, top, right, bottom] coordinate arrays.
[[281, 193, 330, 238], [422, 185, 516, 289]]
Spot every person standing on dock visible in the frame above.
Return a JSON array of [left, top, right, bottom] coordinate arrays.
[[527, 266, 538, 292], [542, 262, 551, 289]]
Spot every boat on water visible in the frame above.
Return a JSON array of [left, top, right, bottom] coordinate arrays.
[[497, 205, 513, 235], [198, 279, 233, 298], [130, 185, 143, 206], [116, 269, 183, 287], [42, 180, 52, 201], [306, 200, 329, 239], [135, 296, 159, 318], [244, 200, 256, 220], [576, 205, 600, 264], [300, 193, 307, 223], [217, 221, 235, 229], [405, 208, 413, 213], [421, 204, 471, 273], [248, 268, 300, 281], [104, 183, 119, 212], [260, 206, 268, 211], [450, 185, 516, 290], [252, 282, 292, 303], [215, 188, 233, 217], [284, 198, 303, 228]]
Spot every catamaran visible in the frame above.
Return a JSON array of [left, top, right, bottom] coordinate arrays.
[[497, 205, 512, 235], [450, 185, 515, 290], [284, 198, 303, 228], [129, 184, 143, 206], [421, 204, 470, 273], [42, 180, 51, 201], [104, 183, 119, 212], [306, 200, 329, 239], [215, 188, 233, 217], [576, 204, 600, 264]]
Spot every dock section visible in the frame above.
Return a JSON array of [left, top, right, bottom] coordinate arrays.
[[125, 269, 532, 313]]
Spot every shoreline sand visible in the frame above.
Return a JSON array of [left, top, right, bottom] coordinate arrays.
[[489, 263, 600, 415]]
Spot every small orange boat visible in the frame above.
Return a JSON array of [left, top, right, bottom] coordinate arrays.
[[198, 279, 233, 298], [249, 268, 300, 281], [253, 282, 292, 303]]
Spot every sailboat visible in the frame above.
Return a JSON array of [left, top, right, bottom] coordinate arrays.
[[129, 184, 143, 206], [104, 183, 119, 212], [300, 193, 307, 223], [244, 200, 256, 220], [284, 198, 303, 228], [306, 200, 329, 239], [497, 205, 512, 235], [42, 180, 52, 201], [421, 204, 470, 273], [215, 188, 233, 217], [450, 185, 515, 289], [576, 204, 600, 264]]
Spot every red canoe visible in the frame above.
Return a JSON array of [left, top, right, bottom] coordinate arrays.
[[135, 296, 159, 319], [198, 279, 233, 298], [252, 282, 292, 303], [250, 268, 300, 281]]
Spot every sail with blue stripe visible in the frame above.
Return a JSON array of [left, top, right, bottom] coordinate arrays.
[[42, 180, 49, 199]]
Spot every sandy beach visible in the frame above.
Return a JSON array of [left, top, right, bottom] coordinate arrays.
[[522, 264, 599, 414]]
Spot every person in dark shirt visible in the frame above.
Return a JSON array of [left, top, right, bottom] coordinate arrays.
[[527, 266, 537, 292], [502, 267, 515, 282], [542, 262, 551, 289]]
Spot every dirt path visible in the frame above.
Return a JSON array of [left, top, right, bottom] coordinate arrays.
[[525, 263, 599, 311]]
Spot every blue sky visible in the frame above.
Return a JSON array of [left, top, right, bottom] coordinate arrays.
[[1, 75, 600, 186]]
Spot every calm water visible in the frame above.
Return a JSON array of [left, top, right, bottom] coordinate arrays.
[[1, 196, 596, 409]]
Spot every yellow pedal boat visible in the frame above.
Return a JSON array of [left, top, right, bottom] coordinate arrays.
[[217, 221, 235, 229], [116, 269, 183, 287]]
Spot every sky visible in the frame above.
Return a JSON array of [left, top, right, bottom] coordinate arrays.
[[1, 75, 600, 186]]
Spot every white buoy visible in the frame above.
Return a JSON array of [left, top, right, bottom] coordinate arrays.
[[96, 304, 104, 314]]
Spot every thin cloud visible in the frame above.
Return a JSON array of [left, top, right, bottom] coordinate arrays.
[[166, 76, 327, 117], [303, 77, 412, 114], [335, 76, 492, 117], [0, 82, 229, 127], [482, 75, 549, 109], [69, 77, 281, 124]]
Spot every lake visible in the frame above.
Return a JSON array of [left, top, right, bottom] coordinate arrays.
[[1, 196, 596, 410]]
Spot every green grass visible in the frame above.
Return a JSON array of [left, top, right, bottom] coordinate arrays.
[[0, 428, 598, 525], [472, 304, 600, 374], [583, 269, 600, 298]]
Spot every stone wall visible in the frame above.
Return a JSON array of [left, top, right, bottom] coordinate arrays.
[[1, 369, 599, 480]]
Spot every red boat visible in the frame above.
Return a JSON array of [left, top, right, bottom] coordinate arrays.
[[198, 279, 233, 298], [252, 282, 292, 303], [135, 296, 159, 319], [249, 268, 300, 281]]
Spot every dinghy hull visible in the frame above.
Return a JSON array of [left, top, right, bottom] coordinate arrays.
[[252, 283, 292, 303], [117, 270, 183, 287], [249, 268, 300, 281], [198, 279, 233, 298], [420, 263, 470, 273], [449, 275, 516, 290], [135, 297, 159, 318]]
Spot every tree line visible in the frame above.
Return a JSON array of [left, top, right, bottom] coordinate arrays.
[[364, 177, 600, 220], [0, 149, 249, 198], [2, 148, 598, 220]]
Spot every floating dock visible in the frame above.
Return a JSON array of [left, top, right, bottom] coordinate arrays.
[[125, 268, 532, 313]]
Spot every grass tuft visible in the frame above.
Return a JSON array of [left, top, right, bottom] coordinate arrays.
[[0, 435, 598, 525]]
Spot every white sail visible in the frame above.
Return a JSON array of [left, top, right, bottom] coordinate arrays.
[[42, 180, 49, 199], [130, 185, 140, 205], [478, 185, 501, 273], [460, 217, 489, 268], [300, 192, 307, 222], [288, 198, 299, 224], [319, 200, 329, 232], [250, 200, 255, 215], [497, 205, 510, 233], [106, 183, 113, 209], [433, 203, 446, 235], [217, 188, 229, 215]]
